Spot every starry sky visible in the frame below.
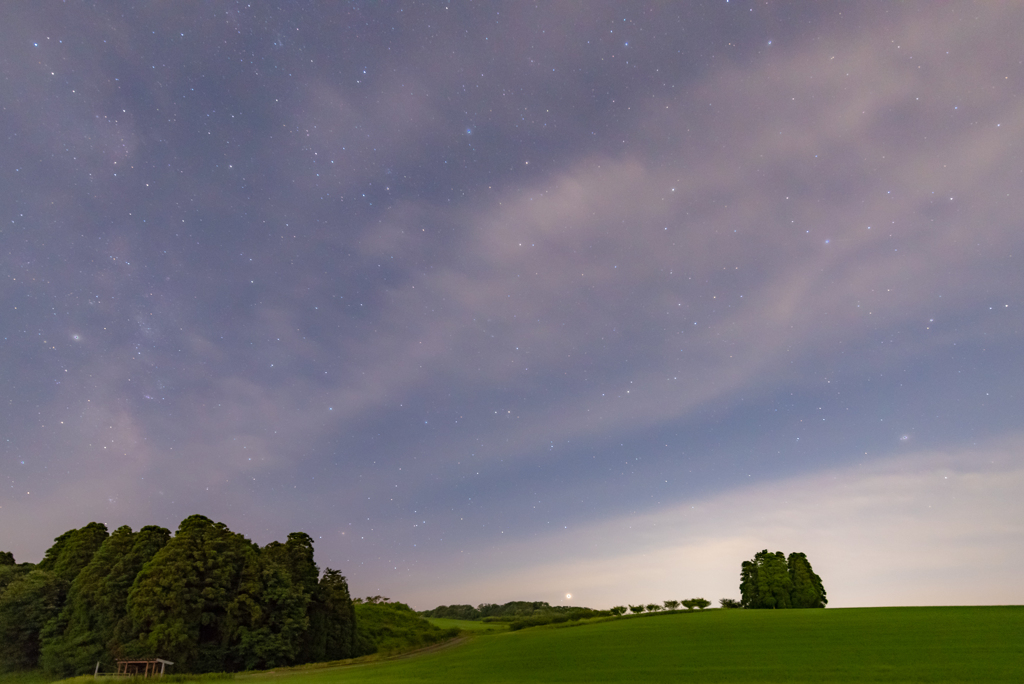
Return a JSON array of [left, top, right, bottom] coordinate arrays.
[[3, 2, 1023, 610]]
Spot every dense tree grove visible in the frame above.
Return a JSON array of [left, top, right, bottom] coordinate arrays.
[[739, 550, 827, 609], [0, 516, 359, 674]]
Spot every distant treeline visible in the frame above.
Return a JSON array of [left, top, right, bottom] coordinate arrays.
[[422, 600, 610, 626], [0, 515, 360, 675]]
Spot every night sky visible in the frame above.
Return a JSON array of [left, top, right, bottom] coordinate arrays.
[[3, 2, 1023, 610]]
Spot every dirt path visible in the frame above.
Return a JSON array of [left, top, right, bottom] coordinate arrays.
[[385, 635, 470, 660]]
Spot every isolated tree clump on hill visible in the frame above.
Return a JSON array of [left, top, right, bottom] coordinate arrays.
[[739, 550, 826, 609]]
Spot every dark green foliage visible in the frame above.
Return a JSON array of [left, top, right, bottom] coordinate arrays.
[[422, 600, 598, 622], [0, 516, 359, 674], [420, 604, 480, 620], [479, 601, 569, 619], [309, 569, 356, 661], [628, 605, 645, 614], [263, 533, 320, 597], [227, 544, 311, 670], [788, 552, 827, 608], [719, 598, 742, 609], [40, 525, 171, 677], [688, 598, 711, 610], [0, 553, 14, 567], [0, 521, 112, 670], [740, 550, 826, 609], [0, 566, 33, 596], [0, 571, 66, 669], [662, 600, 679, 611], [37, 523, 109, 584], [262, 533, 331, 666], [609, 606, 627, 616], [645, 604, 661, 613], [353, 601, 456, 655], [118, 515, 257, 672]]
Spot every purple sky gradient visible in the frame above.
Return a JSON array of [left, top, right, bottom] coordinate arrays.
[[2, 2, 1023, 609]]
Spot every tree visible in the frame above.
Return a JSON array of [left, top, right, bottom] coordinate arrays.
[[38, 522, 109, 583], [227, 546, 311, 670], [788, 552, 827, 608], [719, 598, 742, 609], [645, 603, 661, 613], [740, 550, 825, 609], [0, 552, 14, 566], [663, 600, 680, 611], [118, 515, 255, 672], [609, 606, 627, 616], [0, 570, 66, 669], [261, 533, 322, 665], [40, 525, 171, 677], [306, 569, 356, 662], [0, 523, 108, 671], [0, 564, 33, 595], [691, 598, 711, 610], [628, 604, 645, 614]]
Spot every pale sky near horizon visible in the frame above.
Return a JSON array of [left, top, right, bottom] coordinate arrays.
[[3, 2, 1023, 610]]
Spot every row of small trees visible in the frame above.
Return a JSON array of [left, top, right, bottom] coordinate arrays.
[[608, 598, 711, 616], [0, 515, 359, 675]]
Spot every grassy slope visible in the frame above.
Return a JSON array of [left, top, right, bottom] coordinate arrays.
[[254, 606, 1024, 683], [353, 602, 458, 656], [423, 617, 508, 633]]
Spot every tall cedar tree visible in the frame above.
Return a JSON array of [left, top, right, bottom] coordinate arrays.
[[0, 522, 109, 669], [119, 515, 255, 672], [227, 539, 311, 670], [0, 570, 66, 669], [788, 552, 827, 608], [37, 522, 109, 583], [305, 568, 357, 661], [40, 525, 171, 677]]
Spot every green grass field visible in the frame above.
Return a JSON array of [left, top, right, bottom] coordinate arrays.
[[5, 606, 1021, 683], [0, 671, 58, 684], [242, 606, 1024, 683]]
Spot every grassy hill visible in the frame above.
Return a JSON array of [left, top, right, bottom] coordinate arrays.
[[241, 606, 1023, 683], [5, 606, 1021, 683], [353, 601, 459, 656]]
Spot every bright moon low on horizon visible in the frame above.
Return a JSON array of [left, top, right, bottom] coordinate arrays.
[[3, 2, 1023, 611]]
